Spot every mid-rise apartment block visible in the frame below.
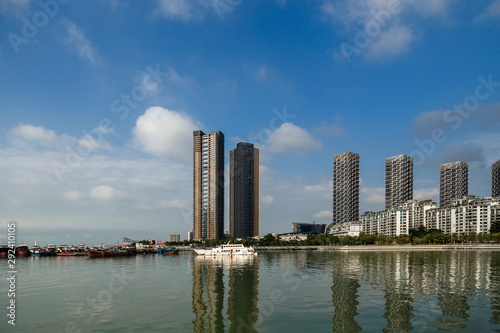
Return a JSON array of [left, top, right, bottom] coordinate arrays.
[[440, 161, 469, 207], [361, 200, 437, 237], [333, 152, 360, 225], [193, 130, 225, 240], [230, 142, 259, 239], [385, 154, 413, 209]]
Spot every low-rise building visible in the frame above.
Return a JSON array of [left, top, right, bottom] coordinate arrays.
[[328, 222, 362, 237]]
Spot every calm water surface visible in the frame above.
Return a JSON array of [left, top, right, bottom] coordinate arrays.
[[1, 250, 500, 332]]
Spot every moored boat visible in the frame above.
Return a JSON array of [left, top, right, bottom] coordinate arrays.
[[0, 245, 9, 259], [194, 243, 257, 256], [158, 247, 179, 255], [16, 244, 31, 257]]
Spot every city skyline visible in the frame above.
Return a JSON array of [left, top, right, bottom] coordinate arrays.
[[1, 1, 500, 245]]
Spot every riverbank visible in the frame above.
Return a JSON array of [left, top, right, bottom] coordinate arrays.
[[254, 244, 500, 251]]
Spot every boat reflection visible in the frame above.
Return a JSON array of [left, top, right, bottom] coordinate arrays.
[[192, 254, 259, 333]]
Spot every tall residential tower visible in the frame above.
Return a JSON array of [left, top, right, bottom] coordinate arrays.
[[333, 152, 360, 225], [230, 142, 259, 239], [439, 161, 469, 207], [385, 154, 413, 209], [193, 130, 225, 240], [493, 160, 500, 198]]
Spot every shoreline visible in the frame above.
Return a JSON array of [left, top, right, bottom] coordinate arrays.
[[254, 244, 500, 251]]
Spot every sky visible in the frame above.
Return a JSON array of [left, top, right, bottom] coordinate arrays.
[[0, 0, 499, 246]]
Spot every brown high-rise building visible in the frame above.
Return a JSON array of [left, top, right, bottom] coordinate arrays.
[[193, 130, 224, 240], [230, 142, 259, 239]]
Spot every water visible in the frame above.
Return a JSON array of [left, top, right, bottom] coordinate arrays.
[[1, 250, 500, 332]]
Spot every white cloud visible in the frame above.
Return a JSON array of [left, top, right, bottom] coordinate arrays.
[[91, 186, 129, 201], [314, 210, 332, 219], [62, 19, 100, 64], [9, 124, 57, 147], [133, 106, 200, 161], [367, 24, 413, 60], [361, 187, 385, 205], [414, 187, 439, 201], [265, 123, 322, 155], [324, 0, 453, 62], [155, 0, 211, 21], [0, 0, 30, 17], [262, 195, 275, 205], [476, 0, 500, 21], [64, 190, 86, 201]]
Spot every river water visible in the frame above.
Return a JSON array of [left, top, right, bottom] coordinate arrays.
[[1, 250, 499, 332]]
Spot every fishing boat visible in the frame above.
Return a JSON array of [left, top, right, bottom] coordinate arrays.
[[88, 247, 136, 258], [16, 244, 31, 257], [194, 243, 257, 256], [0, 245, 10, 259], [158, 247, 179, 255]]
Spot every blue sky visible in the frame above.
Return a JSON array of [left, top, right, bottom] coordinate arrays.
[[0, 0, 500, 246]]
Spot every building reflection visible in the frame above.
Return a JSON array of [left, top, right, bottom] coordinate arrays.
[[335, 250, 500, 332], [332, 253, 362, 333], [192, 255, 259, 333]]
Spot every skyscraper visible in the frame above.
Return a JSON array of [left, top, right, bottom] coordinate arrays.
[[193, 130, 224, 240], [385, 154, 413, 209], [333, 152, 360, 225], [230, 142, 259, 239], [493, 160, 500, 198], [439, 161, 469, 207]]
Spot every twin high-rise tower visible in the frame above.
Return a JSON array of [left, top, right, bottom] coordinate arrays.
[[193, 131, 259, 240], [193, 130, 225, 240], [230, 143, 259, 239], [385, 155, 413, 209]]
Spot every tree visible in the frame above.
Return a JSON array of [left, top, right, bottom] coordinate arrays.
[[490, 219, 500, 234]]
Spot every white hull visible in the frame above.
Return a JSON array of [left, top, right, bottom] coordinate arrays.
[[194, 243, 257, 256]]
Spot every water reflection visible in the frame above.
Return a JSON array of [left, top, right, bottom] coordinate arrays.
[[189, 251, 500, 332], [192, 256, 259, 333]]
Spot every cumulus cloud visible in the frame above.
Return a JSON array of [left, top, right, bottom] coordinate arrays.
[[414, 187, 439, 201], [91, 186, 129, 201], [361, 187, 385, 205], [265, 123, 322, 155], [313, 210, 332, 219], [133, 106, 200, 161], [62, 19, 100, 64], [262, 195, 275, 205], [9, 124, 57, 147], [324, 0, 453, 62]]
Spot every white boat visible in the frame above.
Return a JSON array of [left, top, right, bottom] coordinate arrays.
[[194, 243, 257, 256]]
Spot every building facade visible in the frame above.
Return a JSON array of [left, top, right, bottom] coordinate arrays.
[[193, 130, 225, 240], [426, 196, 500, 235], [493, 160, 500, 198], [440, 161, 469, 207], [292, 222, 327, 234], [229, 142, 259, 239], [361, 200, 437, 237], [333, 152, 360, 225], [385, 154, 413, 209]]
